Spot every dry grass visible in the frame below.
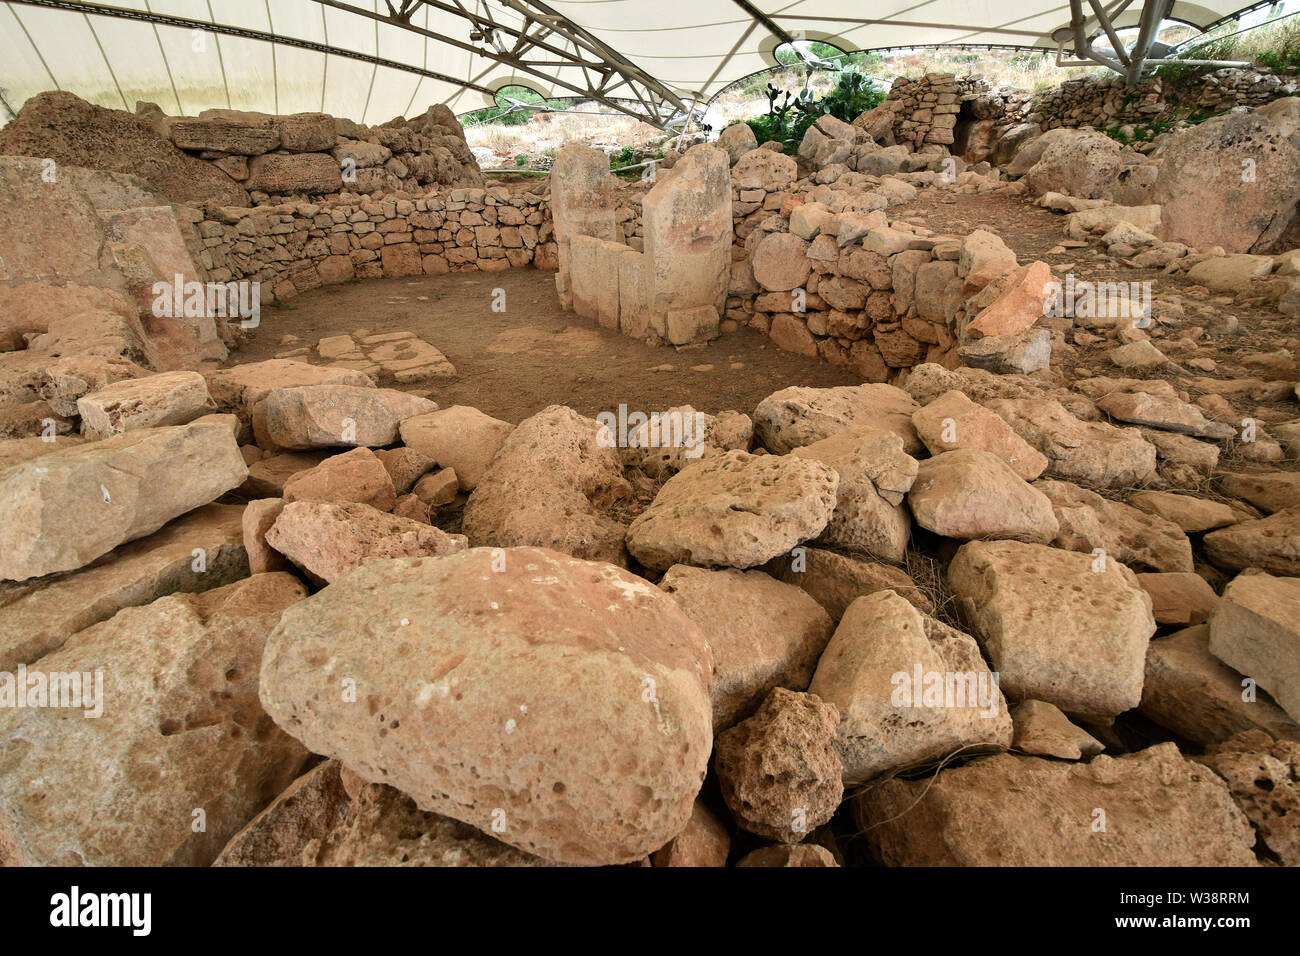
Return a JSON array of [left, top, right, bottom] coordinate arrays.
[[904, 546, 964, 630], [464, 104, 663, 168]]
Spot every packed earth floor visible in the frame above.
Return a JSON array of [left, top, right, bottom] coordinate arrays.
[[227, 269, 859, 423]]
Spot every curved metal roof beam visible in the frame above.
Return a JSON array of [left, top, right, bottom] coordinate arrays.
[[6, 0, 500, 101], [305, 0, 694, 126]]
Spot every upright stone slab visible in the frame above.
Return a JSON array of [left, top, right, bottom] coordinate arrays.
[[642, 146, 733, 343], [618, 251, 651, 340], [549, 144, 618, 308], [568, 235, 630, 330]]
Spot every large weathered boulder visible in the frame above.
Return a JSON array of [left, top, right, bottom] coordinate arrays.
[[855, 743, 1258, 866], [277, 113, 339, 152], [913, 389, 1047, 480], [170, 119, 280, 155], [1217, 472, 1300, 515], [625, 450, 838, 572], [791, 428, 916, 563], [907, 448, 1059, 544], [245, 153, 343, 195], [0, 158, 226, 363], [0, 420, 247, 581], [258, 547, 714, 866], [809, 591, 1011, 785], [462, 405, 633, 566], [659, 565, 833, 732], [265, 500, 467, 584], [1197, 730, 1300, 866], [399, 405, 514, 490], [1003, 127, 1080, 176], [958, 229, 1018, 293], [1022, 129, 1124, 200], [1096, 390, 1225, 437], [713, 688, 842, 843], [281, 447, 396, 511], [204, 360, 375, 436], [619, 406, 753, 480], [75, 370, 215, 439], [259, 385, 435, 450], [1209, 572, 1300, 724], [1137, 572, 1219, 627], [754, 384, 922, 455], [1036, 479, 1194, 573], [1153, 98, 1300, 254], [732, 148, 797, 191], [985, 397, 1156, 488], [964, 261, 1053, 340], [992, 122, 1041, 166], [0, 503, 248, 671], [1128, 490, 1241, 533], [215, 760, 557, 867], [948, 540, 1155, 718], [764, 546, 934, 620], [0, 574, 310, 866], [1142, 624, 1300, 746], [716, 122, 758, 165], [1204, 508, 1300, 576]]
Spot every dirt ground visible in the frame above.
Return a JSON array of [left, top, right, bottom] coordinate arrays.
[[224, 268, 859, 424]]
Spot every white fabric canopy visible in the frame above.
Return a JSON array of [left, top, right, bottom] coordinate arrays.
[[0, 0, 1267, 127]]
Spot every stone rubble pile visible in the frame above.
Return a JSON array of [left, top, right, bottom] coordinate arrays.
[[0, 92, 484, 209], [2, 76, 1300, 869], [863, 67, 1298, 168], [1, 338, 1296, 865]]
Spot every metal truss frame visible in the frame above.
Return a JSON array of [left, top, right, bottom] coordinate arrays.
[[8, 0, 700, 128], [310, 0, 696, 127], [1059, 0, 1247, 84]]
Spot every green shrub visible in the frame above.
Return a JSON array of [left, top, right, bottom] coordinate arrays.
[[819, 66, 888, 122], [743, 66, 886, 152], [610, 145, 645, 176]]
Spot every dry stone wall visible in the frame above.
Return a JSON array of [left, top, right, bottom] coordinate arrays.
[[866, 69, 1300, 163], [719, 136, 1033, 383], [1030, 69, 1300, 131], [195, 188, 556, 303], [0, 93, 485, 211]]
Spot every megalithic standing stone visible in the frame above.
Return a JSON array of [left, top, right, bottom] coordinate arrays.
[[642, 145, 733, 345], [549, 144, 618, 310]]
